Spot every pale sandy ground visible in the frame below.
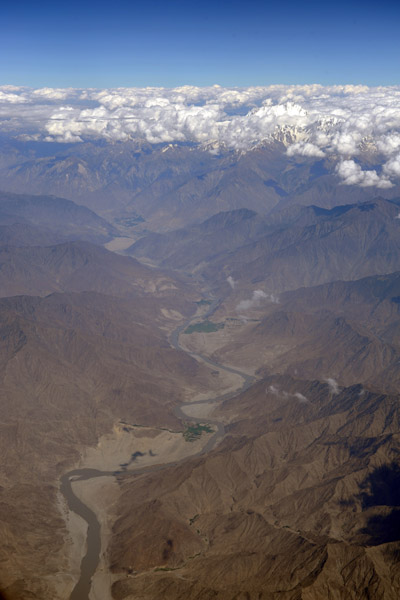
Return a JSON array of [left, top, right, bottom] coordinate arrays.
[[160, 307, 186, 321], [180, 401, 215, 419], [79, 421, 214, 472], [61, 423, 215, 600], [104, 237, 135, 253]]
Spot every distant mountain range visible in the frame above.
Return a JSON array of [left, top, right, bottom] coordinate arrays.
[[1, 141, 399, 232], [129, 197, 400, 293]]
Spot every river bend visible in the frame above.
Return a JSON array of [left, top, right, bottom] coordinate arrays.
[[60, 299, 255, 599]]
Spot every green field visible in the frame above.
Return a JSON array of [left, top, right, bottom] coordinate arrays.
[[184, 320, 224, 334], [183, 423, 214, 442]]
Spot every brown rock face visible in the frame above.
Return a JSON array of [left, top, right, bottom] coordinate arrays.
[[108, 376, 400, 599], [0, 278, 218, 598]]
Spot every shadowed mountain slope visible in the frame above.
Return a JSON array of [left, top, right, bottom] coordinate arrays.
[[130, 198, 400, 294], [0, 241, 193, 302], [0, 191, 118, 245], [128, 208, 269, 268], [216, 198, 400, 292], [187, 270, 400, 395]]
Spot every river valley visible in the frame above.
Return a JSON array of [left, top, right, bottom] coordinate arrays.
[[60, 298, 256, 600]]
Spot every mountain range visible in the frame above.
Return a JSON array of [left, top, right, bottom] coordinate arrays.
[[1, 137, 400, 600], [1, 140, 399, 233], [129, 198, 400, 295]]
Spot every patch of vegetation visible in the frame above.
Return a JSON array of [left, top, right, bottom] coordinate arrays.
[[153, 566, 180, 572], [189, 514, 199, 525], [184, 320, 224, 334], [183, 423, 214, 442]]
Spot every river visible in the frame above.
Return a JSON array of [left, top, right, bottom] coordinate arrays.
[[60, 298, 255, 599]]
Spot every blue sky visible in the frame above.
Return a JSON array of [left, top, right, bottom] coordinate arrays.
[[1, 0, 399, 87]]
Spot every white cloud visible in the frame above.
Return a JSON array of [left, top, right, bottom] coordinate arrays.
[[32, 88, 73, 100], [1, 85, 400, 187], [236, 290, 279, 311], [227, 276, 236, 289], [383, 153, 400, 178], [335, 159, 393, 188], [376, 134, 400, 155], [287, 142, 325, 158], [294, 392, 308, 403], [325, 378, 340, 395], [266, 385, 309, 403], [236, 290, 267, 311], [0, 91, 27, 104]]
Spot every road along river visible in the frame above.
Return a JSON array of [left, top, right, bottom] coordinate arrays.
[[60, 299, 256, 600]]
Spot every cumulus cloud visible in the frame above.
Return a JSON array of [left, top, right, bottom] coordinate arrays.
[[0, 91, 27, 104], [266, 385, 309, 403], [32, 88, 73, 100], [286, 142, 325, 158], [336, 159, 393, 188], [236, 290, 278, 311], [227, 276, 236, 289], [325, 378, 340, 395], [383, 153, 400, 178], [1, 85, 400, 187]]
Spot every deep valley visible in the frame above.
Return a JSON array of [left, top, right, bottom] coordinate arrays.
[[1, 130, 400, 600]]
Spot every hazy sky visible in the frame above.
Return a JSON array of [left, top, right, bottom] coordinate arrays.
[[1, 0, 399, 87]]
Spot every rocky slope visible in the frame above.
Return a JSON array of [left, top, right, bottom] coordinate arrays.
[[0, 190, 117, 244], [129, 198, 400, 295], [0, 287, 230, 599], [1, 141, 399, 232], [0, 241, 191, 300], [180, 270, 400, 394], [108, 374, 400, 599]]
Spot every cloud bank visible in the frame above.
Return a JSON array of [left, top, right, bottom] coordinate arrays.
[[1, 84, 400, 187]]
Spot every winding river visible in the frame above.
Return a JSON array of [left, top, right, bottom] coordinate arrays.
[[60, 299, 255, 599]]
